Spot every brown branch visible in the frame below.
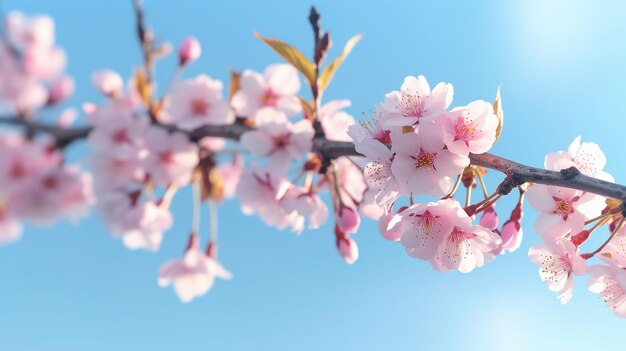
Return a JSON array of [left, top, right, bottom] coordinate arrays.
[[2, 117, 626, 203]]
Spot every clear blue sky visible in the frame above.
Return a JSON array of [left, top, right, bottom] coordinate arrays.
[[1, 0, 625, 350]]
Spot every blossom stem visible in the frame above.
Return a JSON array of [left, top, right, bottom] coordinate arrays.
[[208, 199, 218, 242], [584, 208, 620, 225], [444, 173, 462, 199], [475, 170, 489, 199], [583, 217, 626, 259], [191, 172, 202, 235], [160, 183, 178, 207], [465, 185, 472, 207]]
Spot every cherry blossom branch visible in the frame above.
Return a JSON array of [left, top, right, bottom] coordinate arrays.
[[3, 116, 626, 205]]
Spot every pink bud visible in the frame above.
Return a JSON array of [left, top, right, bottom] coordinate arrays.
[[337, 205, 360, 234], [91, 69, 123, 97], [479, 205, 498, 231], [47, 76, 74, 105], [56, 108, 77, 128], [337, 237, 359, 264], [500, 220, 523, 253], [178, 37, 201, 66]]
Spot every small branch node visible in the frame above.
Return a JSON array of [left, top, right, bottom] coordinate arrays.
[[560, 166, 581, 180]]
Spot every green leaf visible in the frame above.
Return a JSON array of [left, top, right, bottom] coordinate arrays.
[[319, 34, 362, 92], [254, 32, 316, 87]]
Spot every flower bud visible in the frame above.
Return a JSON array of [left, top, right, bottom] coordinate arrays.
[[337, 205, 360, 234], [479, 205, 498, 231], [91, 70, 123, 97], [178, 37, 201, 66], [47, 76, 74, 105], [500, 220, 523, 253], [337, 236, 359, 264]]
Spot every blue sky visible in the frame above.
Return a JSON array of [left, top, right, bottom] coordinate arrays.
[[1, 0, 625, 350]]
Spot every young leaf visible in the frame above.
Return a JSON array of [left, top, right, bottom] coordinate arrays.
[[254, 32, 317, 87], [228, 70, 241, 102], [319, 34, 362, 92], [493, 85, 504, 143], [298, 97, 316, 121]]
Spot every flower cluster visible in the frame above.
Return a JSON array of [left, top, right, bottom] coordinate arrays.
[[525, 137, 626, 315], [3, 6, 626, 319], [0, 11, 73, 113], [0, 12, 91, 245], [350, 75, 505, 273]]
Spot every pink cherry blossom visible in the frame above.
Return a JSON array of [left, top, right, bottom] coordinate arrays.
[[11, 166, 94, 224], [91, 70, 124, 97], [240, 108, 313, 171], [438, 100, 498, 156], [378, 75, 452, 128], [158, 237, 232, 303], [120, 201, 173, 251], [22, 45, 66, 80], [545, 136, 614, 181], [162, 75, 234, 130], [595, 225, 626, 269], [198, 136, 226, 152], [429, 201, 501, 273], [215, 157, 243, 200], [0, 70, 48, 112], [236, 167, 293, 229], [378, 205, 405, 242], [526, 184, 604, 238], [231, 64, 301, 118], [587, 265, 626, 317], [0, 206, 22, 245], [347, 109, 392, 146], [281, 187, 329, 232], [178, 37, 201, 66], [89, 154, 145, 191], [47, 75, 74, 105], [0, 137, 60, 191], [5, 12, 54, 49], [142, 126, 199, 187], [319, 100, 356, 141], [397, 200, 456, 260], [87, 107, 148, 160], [358, 187, 384, 219], [528, 238, 586, 304], [331, 157, 367, 207], [391, 123, 469, 198]]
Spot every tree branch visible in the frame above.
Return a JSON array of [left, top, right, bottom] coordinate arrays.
[[2, 117, 626, 203]]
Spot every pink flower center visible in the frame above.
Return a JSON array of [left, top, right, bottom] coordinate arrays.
[[112, 129, 130, 144], [450, 228, 477, 243], [377, 130, 392, 144], [272, 134, 290, 149], [10, 161, 25, 179], [397, 92, 424, 118], [454, 122, 476, 142], [539, 254, 573, 283], [160, 151, 176, 164], [190, 99, 210, 115], [412, 150, 435, 168], [42, 175, 58, 190], [552, 197, 576, 219], [261, 89, 279, 107]]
